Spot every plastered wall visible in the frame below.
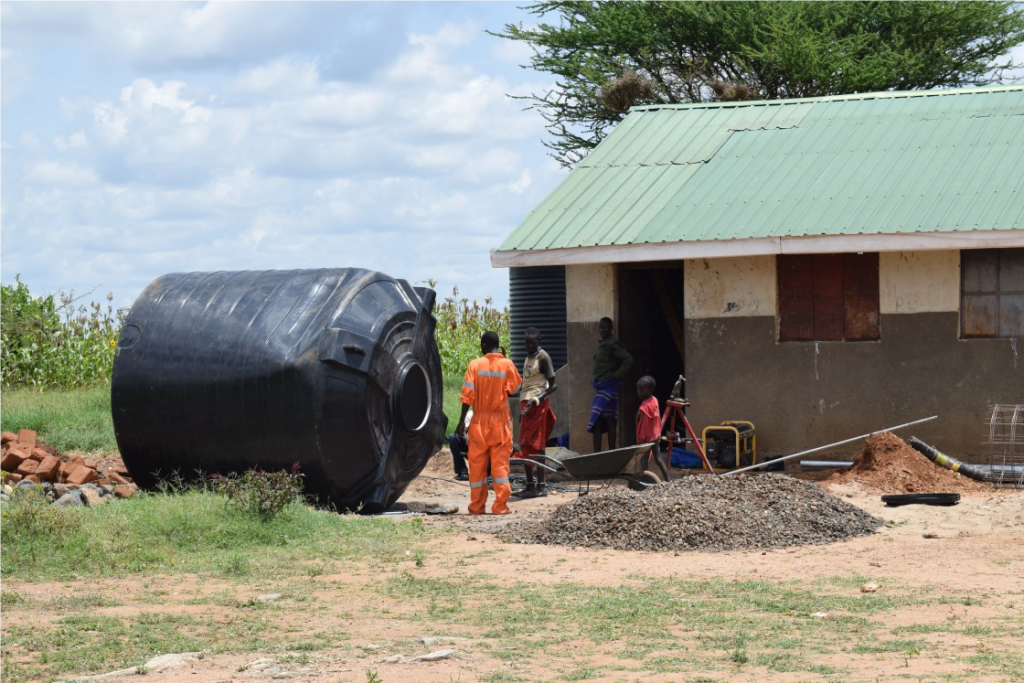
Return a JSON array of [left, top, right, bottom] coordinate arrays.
[[565, 264, 618, 451], [879, 251, 959, 313], [684, 251, 962, 320], [684, 256, 776, 320], [566, 264, 617, 323]]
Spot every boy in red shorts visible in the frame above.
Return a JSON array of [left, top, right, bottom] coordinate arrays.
[[517, 327, 557, 498]]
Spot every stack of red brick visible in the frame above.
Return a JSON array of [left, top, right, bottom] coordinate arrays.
[[0, 430, 134, 489]]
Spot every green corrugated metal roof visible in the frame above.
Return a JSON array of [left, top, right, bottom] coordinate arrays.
[[498, 85, 1024, 253]]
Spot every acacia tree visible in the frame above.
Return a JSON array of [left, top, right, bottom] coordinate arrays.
[[495, 1, 1024, 167]]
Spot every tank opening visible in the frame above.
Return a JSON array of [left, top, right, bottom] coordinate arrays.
[[397, 361, 431, 431]]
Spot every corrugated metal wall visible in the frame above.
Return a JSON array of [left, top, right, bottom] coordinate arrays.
[[509, 266, 567, 369]]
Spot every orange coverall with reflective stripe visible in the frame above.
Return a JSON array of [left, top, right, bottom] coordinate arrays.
[[460, 353, 522, 515]]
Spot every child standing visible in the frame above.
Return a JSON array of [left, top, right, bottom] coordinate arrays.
[[636, 375, 670, 482], [517, 327, 557, 498]]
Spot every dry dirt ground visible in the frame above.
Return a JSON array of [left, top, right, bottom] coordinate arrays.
[[3, 451, 1023, 683]]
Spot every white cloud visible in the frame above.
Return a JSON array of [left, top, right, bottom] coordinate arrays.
[[27, 160, 98, 186], [1, 48, 30, 106], [2, 7, 565, 309], [2, 2, 346, 69], [54, 131, 89, 151]]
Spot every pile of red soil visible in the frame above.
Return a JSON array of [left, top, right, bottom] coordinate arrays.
[[824, 432, 993, 493]]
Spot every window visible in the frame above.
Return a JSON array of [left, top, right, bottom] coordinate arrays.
[[778, 253, 879, 342], [961, 248, 1024, 338]]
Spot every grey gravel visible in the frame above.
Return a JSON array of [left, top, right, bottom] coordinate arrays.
[[501, 474, 882, 552]]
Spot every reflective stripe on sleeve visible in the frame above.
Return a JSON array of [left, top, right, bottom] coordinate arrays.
[[469, 480, 487, 489], [478, 370, 506, 378], [492, 477, 509, 484], [462, 381, 475, 389]]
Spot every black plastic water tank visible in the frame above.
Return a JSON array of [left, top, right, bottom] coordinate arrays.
[[509, 266, 567, 368], [111, 269, 446, 512]]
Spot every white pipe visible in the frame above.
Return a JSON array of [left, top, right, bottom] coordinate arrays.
[[721, 416, 938, 477]]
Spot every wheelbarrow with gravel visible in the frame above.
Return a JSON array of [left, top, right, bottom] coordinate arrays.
[[511, 443, 661, 493]]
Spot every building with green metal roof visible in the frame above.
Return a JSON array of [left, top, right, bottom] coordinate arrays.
[[496, 86, 1023, 463]]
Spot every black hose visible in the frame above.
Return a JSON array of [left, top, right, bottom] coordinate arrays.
[[906, 437, 989, 482]]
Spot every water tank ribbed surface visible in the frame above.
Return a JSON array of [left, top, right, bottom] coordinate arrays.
[[110, 268, 446, 512], [509, 266, 567, 368]]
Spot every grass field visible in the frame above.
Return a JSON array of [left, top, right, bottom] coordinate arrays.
[[0, 386, 117, 453]]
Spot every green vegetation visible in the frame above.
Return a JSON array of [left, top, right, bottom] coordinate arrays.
[[1, 276, 123, 389], [0, 386, 116, 453], [0, 487, 427, 580], [494, 1, 1024, 166], [434, 285, 511, 377], [208, 467, 305, 521]]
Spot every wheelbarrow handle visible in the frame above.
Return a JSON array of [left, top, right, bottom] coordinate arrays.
[[509, 458, 562, 474]]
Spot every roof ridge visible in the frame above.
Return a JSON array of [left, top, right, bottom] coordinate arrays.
[[631, 84, 1024, 112]]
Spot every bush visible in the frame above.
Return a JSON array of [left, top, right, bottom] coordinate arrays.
[[433, 285, 511, 377], [208, 466, 305, 521], [0, 485, 82, 564], [1, 276, 125, 389]]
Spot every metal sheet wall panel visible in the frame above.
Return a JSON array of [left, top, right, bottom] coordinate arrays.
[[508, 266, 568, 369]]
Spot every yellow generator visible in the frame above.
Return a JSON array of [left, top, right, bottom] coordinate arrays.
[[701, 421, 757, 470]]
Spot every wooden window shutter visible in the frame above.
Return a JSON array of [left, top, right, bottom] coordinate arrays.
[[779, 253, 880, 342], [778, 256, 813, 341], [843, 253, 880, 341], [812, 254, 845, 341], [962, 250, 999, 338]]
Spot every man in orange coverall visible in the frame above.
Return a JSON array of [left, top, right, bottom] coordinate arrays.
[[455, 331, 522, 515]]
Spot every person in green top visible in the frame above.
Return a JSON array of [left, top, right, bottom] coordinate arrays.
[[587, 317, 633, 452]]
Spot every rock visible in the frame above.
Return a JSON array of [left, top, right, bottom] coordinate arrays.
[[113, 486, 136, 499], [80, 488, 108, 507], [860, 583, 879, 593], [0, 493, 9, 503], [811, 612, 829, 619], [53, 491, 86, 508], [413, 649, 457, 662], [256, 593, 281, 602], [100, 485, 114, 496], [425, 503, 459, 515], [14, 479, 40, 489], [2, 484, 13, 496], [143, 652, 201, 673], [53, 483, 69, 497], [417, 636, 468, 646], [377, 655, 402, 664], [241, 658, 280, 673]]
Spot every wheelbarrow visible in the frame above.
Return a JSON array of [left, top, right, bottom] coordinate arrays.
[[511, 442, 661, 492]]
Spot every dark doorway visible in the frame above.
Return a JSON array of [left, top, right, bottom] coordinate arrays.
[[617, 262, 685, 445]]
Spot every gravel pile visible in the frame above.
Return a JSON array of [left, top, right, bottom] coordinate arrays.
[[502, 474, 882, 552]]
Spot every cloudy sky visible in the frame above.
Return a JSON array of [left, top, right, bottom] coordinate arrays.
[[1, 1, 562, 309]]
